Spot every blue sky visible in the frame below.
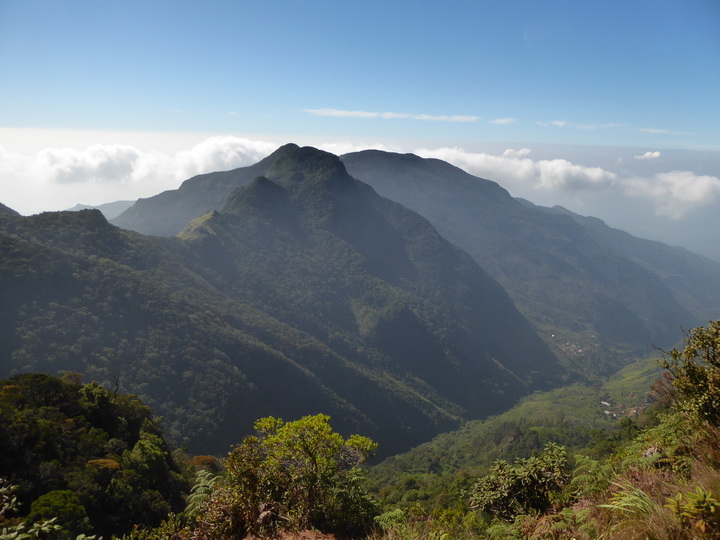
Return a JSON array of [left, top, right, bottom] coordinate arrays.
[[1, 0, 720, 259]]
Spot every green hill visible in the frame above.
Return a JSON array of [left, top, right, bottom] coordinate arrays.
[[0, 147, 562, 457]]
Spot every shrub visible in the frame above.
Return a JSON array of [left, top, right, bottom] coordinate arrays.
[[224, 414, 378, 537]]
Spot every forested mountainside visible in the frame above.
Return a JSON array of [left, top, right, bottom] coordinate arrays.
[[110, 144, 720, 377], [6, 323, 720, 539], [341, 150, 720, 373], [0, 146, 561, 457]]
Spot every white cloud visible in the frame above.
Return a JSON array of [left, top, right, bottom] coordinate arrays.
[[536, 159, 615, 190], [490, 118, 518, 125], [305, 108, 479, 123], [172, 136, 277, 180], [0, 136, 279, 214], [415, 146, 615, 192], [625, 171, 720, 218], [576, 123, 621, 130], [634, 151, 661, 160], [38, 144, 141, 184], [536, 120, 621, 131], [502, 148, 532, 159], [414, 146, 720, 220]]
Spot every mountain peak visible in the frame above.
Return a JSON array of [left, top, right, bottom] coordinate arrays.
[[266, 146, 354, 191]]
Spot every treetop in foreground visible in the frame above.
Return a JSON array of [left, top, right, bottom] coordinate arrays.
[[200, 414, 378, 538]]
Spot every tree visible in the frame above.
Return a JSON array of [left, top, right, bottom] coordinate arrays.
[[222, 414, 377, 537], [26, 490, 90, 538], [662, 321, 720, 425], [469, 442, 569, 521]]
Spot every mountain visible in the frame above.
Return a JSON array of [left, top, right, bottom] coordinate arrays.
[[109, 145, 719, 375], [67, 200, 136, 220], [0, 147, 561, 457], [538, 204, 720, 322], [0, 202, 20, 217], [341, 150, 720, 373], [111, 143, 300, 235]]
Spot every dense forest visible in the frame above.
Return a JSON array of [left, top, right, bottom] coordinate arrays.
[[2, 145, 720, 538], [2, 322, 720, 538], [0, 146, 565, 458]]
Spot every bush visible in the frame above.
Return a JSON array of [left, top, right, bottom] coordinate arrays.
[[223, 414, 378, 537], [662, 321, 720, 425], [469, 443, 569, 521]]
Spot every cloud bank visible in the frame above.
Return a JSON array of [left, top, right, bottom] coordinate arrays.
[[416, 146, 616, 192], [0, 137, 279, 214], [625, 171, 720, 219], [415, 146, 720, 219], [2, 137, 718, 227]]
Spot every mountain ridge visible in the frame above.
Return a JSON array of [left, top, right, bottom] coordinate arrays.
[[111, 143, 300, 235], [341, 149, 715, 372], [0, 146, 562, 457]]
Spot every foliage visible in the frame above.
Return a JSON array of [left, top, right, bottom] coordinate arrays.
[[373, 508, 409, 534], [367, 360, 660, 517], [178, 470, 218, 527], [0, 374, 187, 538], [468, 442, 569, 520], [0, 479, 63, 539], [599, 482, 660, 517], [570, 454, 614, 499], [26, 490, 89, 538], [666, 486, 720, 535], [222, 414, 378, 537], [662, 320, 720, 425]]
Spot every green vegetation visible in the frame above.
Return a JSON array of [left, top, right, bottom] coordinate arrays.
[[3, 321, 720, 538], [199, 414, 377, 538], [469, 443, 569, 520], [2, 145, 720, 538], [360, 320, 720, 539], [0, 373, 187, 538], [0, 146, 564, 459]]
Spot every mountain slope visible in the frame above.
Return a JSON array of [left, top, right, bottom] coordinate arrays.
[[108, 145, 716, 375], [540, 204, 720, 323], [341, 150, 713, 373], [111, 143, 299, 235], [0, 210, 376, 454], [175, 146, 563, 438], [0, 202, 20, 217], [0, 147, 562, 457]]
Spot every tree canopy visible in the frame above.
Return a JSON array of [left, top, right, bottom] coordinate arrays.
[[202, 414, 377, 538]]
